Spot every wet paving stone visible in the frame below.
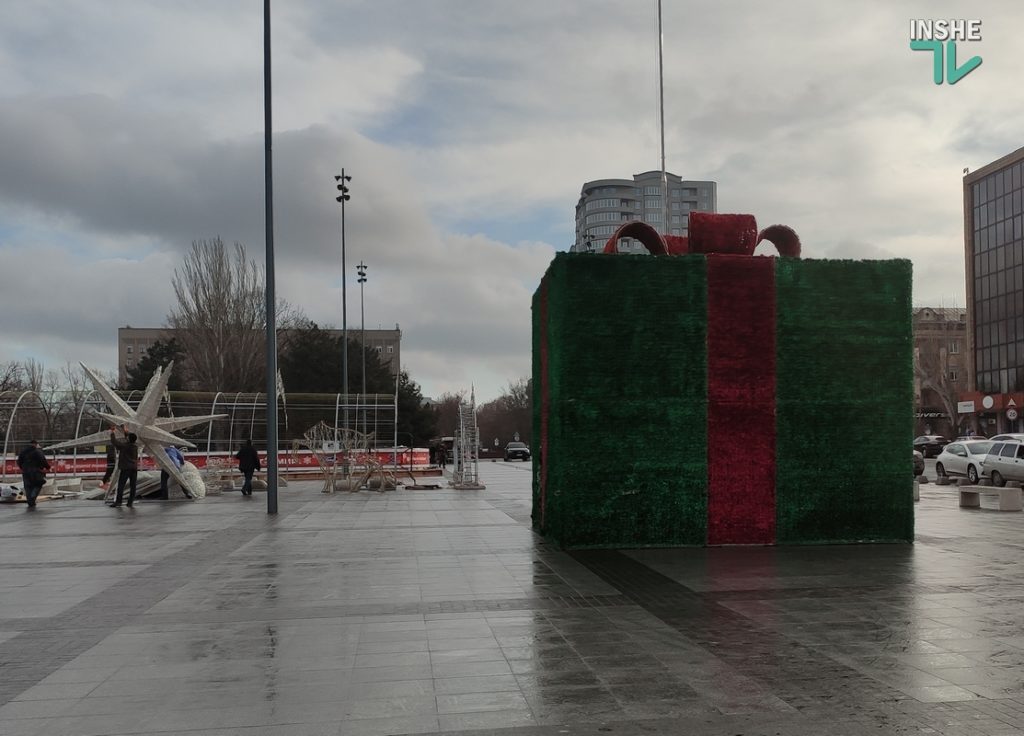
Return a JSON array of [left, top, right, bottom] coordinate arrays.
[[6, 470, 1024, 734]]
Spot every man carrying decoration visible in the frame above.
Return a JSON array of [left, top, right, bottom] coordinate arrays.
[[109, 425, 140, 508]]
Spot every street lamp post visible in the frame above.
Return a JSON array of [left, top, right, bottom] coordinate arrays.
[[357, 260, 367, 391], [335, 171, 351, 476], [358, 261, 366, 438]]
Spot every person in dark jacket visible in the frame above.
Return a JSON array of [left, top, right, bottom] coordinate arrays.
[[101, 443, 116, 488], [235, 439, 261, 496], [16, 439, 50, 509], [109, 425, 140, 508]]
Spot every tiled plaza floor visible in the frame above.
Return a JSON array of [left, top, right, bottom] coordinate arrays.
[[4, 466, 1024, 735]]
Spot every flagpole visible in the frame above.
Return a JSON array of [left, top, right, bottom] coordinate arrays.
[[657, 0, 668, 231]]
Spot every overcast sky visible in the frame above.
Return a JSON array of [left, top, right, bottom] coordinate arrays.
[[0, 1, 1019, 401]]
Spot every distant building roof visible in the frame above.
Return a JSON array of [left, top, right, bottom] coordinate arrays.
[[913, 307, 966, 321]]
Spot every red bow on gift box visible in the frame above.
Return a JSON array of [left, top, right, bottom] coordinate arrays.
[[601, 212, 801, 257]]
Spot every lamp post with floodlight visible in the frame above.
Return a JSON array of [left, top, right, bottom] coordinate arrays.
[[335, 170, 351, 475], [357, 261, 367, 398]]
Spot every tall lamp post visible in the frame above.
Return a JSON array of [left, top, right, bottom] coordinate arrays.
[[335, 171, 351, 475], [263, 0, 278, 514], [357, 261, 367, 399]]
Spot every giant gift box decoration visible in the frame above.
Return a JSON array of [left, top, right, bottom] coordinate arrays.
[[532, 213, 914, 548]]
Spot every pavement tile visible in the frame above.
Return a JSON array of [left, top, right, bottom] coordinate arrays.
[[5, 469, 1024, 736]]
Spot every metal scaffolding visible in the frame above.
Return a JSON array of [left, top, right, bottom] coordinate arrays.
[[451, 389, 484, 490]]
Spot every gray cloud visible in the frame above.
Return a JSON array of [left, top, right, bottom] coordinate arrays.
[[1, 0, 1021, 399]]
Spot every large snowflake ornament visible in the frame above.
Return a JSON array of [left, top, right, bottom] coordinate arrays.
[[46, 362, 227, 496]]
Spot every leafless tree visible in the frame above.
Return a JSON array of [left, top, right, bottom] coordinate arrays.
[[23, 358, 45, 394], [915, 346, 961, 434], [476, 378, 533, 448], [433, 391, 465, 437], [0, 362, 24, 393], [167, 238, 303, 392]]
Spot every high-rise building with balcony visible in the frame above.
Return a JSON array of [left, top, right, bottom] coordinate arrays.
[[572, 171, 717, 253]]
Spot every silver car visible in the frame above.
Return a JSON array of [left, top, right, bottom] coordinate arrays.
[[982, 440, 1024, 487], [935, 440, 993, 484]]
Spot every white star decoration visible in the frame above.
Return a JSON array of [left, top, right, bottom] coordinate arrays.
[[46, 362, 227, 495]]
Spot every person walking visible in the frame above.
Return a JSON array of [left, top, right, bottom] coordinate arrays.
[[235, 439, 261, 496], [101, 443, 116, 489], [158, 446, 185, 499], [16, 439, 50, 509], [439, 443, 448, 471], [109, 425, 140, 508]]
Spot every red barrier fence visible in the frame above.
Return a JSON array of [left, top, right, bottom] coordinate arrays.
[[2, 448, 430, 478]]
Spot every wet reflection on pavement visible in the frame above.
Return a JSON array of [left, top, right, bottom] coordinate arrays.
[[3, 465, 1024, 735]]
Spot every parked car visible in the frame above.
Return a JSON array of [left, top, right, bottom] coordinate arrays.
[[982, 440, 1024, 487], [990, 433, 1024, 442], [504, 442, 531, 461], [935, 440, 994, 484], [913, 450, 924, 477], [913, 435, 949, 458]]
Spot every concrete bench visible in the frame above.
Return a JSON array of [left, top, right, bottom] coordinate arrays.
[[958, 484, 1023, 511]]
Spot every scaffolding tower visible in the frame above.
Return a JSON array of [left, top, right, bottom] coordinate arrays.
[[451, 388, 484, 490]]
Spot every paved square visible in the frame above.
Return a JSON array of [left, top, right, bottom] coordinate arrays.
[[4, 467, 1024, 735]]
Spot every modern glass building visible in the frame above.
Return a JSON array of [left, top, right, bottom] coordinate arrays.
[[572, 172, 716, 253], [962, 146, 1024, 434]]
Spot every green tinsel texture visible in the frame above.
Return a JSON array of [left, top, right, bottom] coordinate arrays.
[[534, 254, 708, 548], [774, 258, 915, 543]]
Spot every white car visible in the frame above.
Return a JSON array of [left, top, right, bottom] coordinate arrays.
[[935, 440, 994, 484], [982, 440, 1024, 486], [990, 433, 1024, 442]]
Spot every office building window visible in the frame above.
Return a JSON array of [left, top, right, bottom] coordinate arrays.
[[387, 346, 394, 353], [949, 341, 960, 354], [645, 197, 661, 209], [126, 346, 133, 354]]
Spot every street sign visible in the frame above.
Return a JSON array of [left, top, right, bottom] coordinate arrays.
[[1009, 408, 1019, 421], [957, 401, 975, 414]]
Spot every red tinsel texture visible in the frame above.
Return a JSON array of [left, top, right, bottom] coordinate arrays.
[[601, 215, 797, 258], [706, 255, 776, 545], [689, 213, 759, 256]]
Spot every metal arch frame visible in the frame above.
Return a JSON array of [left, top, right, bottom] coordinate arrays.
[[250, 392, 261, 441], [334, 393, 341, 448], [72, 389, 103, 470], [206, 391, 224, 462], [226, 391, 244, 454], [2, 390, 43, 482]]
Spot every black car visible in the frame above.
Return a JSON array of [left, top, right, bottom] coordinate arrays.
[[913, 450, 924, 477], [504, 442, 531, 461], [913, 435, 948, 458]]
